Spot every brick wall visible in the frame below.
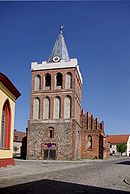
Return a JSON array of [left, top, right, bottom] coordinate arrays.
[[27, 61, 110, 160], [81, 111, 109, 159], [27, 65, 82, 160], [30, 67, 81, 122]]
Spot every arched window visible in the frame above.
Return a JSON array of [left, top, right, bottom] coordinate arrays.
[[34, 75, 41, 91], [43, 97, 50, 119], [33, 97, 40, 119], [54, 96, 61, 119], [87, 135, 92, 149], [44, 74, 51, 90], [65, 73, 72, 89], [1, 99, 11, 149], [48, 127, 54, 138], [56, 73, 63, 89], [64, 96, 71, 119], [1, 110, 5, 148]]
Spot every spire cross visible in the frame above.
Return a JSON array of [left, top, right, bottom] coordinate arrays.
[[60, 26, 64, 34]]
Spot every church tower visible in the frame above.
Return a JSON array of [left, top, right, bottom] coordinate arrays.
[[27, 28, 82, 160]]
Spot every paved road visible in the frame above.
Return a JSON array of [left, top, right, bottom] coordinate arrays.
[[0, 157, 130, 194]]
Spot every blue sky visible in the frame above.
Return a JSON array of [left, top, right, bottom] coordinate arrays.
[[0, 1, 130, 135]]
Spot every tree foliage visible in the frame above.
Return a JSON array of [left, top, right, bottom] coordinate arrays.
[[117, 143, 127, 156]]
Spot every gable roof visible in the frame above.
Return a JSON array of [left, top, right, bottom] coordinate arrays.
[[0, 72, 21, 99], [108, 135, 129, 144], [14, 130, 26, 142]]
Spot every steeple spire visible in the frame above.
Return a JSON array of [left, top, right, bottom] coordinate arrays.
[[48, 27, 70, 63], [60, 26, 64, 34]]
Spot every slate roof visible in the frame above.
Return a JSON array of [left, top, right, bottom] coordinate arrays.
[[48, 28, 70, 62]]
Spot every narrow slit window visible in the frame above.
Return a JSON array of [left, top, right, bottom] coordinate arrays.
[[50, 130, 53, 138], [49, 128, 54, 138]]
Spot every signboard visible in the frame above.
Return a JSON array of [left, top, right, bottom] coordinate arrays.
[[47, 143, 52, 148]]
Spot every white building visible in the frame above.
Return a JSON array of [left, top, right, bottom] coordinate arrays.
[[14, 130, 26, 157], [108, 135, 130, 156]]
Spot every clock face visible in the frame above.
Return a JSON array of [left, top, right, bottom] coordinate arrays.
[[52, 55, 61, 63]]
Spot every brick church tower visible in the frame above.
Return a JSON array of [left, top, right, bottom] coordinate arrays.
[[27, 28, 82, 160]]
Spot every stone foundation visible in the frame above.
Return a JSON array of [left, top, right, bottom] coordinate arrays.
[[27, 119, 81, 160]]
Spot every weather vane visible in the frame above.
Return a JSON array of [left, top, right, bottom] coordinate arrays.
[[60, 26, 64, 33]]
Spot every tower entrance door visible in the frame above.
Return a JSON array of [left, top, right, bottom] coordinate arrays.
[[44, 149, 56, 160]]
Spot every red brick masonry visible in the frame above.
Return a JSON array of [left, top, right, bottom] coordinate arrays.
[[0, 158, 15, 168]]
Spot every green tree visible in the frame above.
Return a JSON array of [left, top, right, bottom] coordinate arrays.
[[117, 143, 127, 156]]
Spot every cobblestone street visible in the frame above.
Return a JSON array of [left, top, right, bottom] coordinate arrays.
[[0, 157, 130, 194]]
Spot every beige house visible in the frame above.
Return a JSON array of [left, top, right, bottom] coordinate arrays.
[[0, 73, 20, 167]]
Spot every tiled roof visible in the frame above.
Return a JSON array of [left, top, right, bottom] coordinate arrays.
[[108, 135, 129, 144], [14, 130, 26, 142]]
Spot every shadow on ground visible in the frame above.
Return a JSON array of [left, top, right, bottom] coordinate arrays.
[[116, 160, 130, 165], [0, 179, 129, 194]]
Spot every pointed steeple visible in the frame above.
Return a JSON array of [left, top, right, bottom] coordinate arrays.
[[48, 27, 70, 63]]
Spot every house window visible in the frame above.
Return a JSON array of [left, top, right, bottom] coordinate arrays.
[[14, 136, 18, 141]]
